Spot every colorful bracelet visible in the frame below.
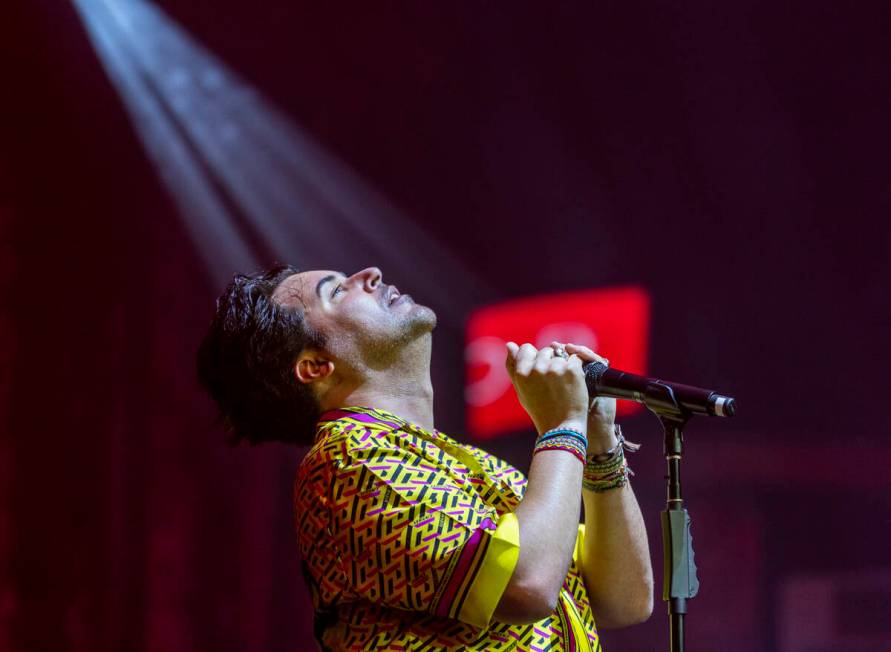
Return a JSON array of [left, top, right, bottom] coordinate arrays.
[[537, 427, 587, 445], [535, 437, 587, 464], [533, 427, 587, 464], [582, 426, 640, 493], [582, 457, 629, 492]]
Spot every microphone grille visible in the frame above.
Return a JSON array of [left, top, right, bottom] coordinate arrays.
[[583, 361, 609, 385]]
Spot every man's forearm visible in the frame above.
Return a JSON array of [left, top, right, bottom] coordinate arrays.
[[580, 482, 653, 628], [494, 423, 586, 624], [516, 446, 584, 587]]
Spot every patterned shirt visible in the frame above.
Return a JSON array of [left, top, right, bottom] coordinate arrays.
[[293, 406, 602, 651]]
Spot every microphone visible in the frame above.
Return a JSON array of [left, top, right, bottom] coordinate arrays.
[[583, 362, 736, 418]]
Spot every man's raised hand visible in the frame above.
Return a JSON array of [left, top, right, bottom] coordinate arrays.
[[505, 342, 589, 436], [551, 341, 618, 447]]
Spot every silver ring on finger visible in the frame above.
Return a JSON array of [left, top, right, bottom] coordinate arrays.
[[553, 345, 569, 359]]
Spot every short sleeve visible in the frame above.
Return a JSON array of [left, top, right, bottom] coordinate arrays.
[[329, 443, 520, 628], [573, 523, 586, 567]]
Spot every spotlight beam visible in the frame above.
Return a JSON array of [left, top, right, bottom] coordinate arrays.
[[72, 0, 259, 288], [75, 0, 495, 322]]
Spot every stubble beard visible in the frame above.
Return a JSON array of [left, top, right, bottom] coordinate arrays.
[[367, 304, 437, 368]]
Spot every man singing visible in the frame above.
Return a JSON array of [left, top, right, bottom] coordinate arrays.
[[197, 264, 653, 651]]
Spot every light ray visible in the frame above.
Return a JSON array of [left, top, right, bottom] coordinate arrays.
[[73, 0, 494, 319]]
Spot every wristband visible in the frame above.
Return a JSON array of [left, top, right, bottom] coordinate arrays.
[[537, 426, 587, 446], [582, 425, 640, 492], [533, 428, 587, 464]]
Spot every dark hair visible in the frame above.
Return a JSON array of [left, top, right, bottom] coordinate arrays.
[[196, 264, 327, 446]]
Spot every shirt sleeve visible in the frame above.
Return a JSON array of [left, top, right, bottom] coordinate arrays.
[[574, 523, 587, 567], [329, 441, 520, 629]]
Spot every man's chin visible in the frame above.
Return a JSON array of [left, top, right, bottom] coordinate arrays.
[[411, 304, 437, 332]]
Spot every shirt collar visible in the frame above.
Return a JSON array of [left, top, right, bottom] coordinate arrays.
[[316, 406, 409, 431], [315, 405, 451, 444]]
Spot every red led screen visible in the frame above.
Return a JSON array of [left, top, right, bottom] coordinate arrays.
[[465, 286, 651, 438]]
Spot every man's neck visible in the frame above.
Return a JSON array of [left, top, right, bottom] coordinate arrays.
[[326, 337, 436, 430], [342, 374, 435, 431]]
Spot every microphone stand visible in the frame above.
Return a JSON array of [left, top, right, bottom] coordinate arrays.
[[643, 381, 700, 652]]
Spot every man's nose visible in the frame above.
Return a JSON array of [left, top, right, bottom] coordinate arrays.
[[350, 267, 382, 291]]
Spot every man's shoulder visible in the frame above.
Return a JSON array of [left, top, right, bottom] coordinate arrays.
[[301, 409, 411, 466], [294, 414, 399, 497]]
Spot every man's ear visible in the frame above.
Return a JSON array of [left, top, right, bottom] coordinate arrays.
[[294, 352, 335, 385]]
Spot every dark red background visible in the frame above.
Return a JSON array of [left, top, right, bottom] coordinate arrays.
[[465, 287, 650, 437], [3, 1, 890, 650]]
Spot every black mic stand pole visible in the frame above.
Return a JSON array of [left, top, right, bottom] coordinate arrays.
[[643, 382, 700, 652]]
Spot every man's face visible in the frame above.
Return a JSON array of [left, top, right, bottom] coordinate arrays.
[[273, 267, 437, 367]]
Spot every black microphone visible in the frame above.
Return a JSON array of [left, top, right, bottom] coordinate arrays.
[[583, 362, 736, 418]]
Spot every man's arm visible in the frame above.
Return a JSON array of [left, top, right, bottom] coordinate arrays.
[[494, 435, 585, 623], [564, 342, 654, 629], [581, 462, 653, 627], [493, 342, 590, 625]]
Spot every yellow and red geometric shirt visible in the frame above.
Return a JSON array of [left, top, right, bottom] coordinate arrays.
[[293, 406, 602, 651]]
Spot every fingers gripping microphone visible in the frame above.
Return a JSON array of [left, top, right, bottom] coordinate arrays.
[[583, 362, 736, 418]]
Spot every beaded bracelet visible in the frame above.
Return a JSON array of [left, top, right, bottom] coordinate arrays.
[[582, 426, 640, 493], [533, 427, 587, 464]]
